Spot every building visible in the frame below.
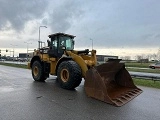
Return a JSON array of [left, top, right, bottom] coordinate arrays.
[[19, 53, 28, 58], [96, 55, 118, 63], [19, 52, 34, 58]]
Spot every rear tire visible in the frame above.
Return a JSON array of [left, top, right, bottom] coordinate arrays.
[[32, 61, 47, 82], [57, 60, 82, 90]]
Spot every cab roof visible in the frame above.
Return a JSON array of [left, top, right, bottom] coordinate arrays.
[[48, 33, 76, 38]]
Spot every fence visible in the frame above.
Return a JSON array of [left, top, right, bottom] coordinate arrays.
[[130, 72, 160, 82]]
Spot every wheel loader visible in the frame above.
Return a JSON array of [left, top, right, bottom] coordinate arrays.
[[28, 33, 142, 106]]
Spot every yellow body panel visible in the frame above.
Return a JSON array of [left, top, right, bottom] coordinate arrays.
[[49, 61, 56, 75], [66, 51, 88, 77], [40, 54, 49, 61], [66, 50, 97, 78], [28, 63, 31, 69], [39, 54, 57, 75], [29, 49, 97, 78]]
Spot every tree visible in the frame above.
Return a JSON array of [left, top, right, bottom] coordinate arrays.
[[152, 53, 157, 61], [157, 48, 160, 61], [124, 56, 131, 60], [136, 55, 142, 62]]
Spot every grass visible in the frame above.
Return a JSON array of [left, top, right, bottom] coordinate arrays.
[[0, 62, 27, 69], [125, 62, 160, 74], [125, 62, 160, 88], [126, 67, 160, 73], [125, 62, 151, 68], [133, 78, 160, 89]]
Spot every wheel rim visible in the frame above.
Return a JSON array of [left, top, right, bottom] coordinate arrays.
[[61, 69, 69, 82], [33, 66, 39, 76]]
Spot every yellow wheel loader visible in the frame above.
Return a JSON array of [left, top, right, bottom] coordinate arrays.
[[28, 33, 142, 106]]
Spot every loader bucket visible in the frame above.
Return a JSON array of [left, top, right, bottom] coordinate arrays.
[[84, 59, 142, 106]]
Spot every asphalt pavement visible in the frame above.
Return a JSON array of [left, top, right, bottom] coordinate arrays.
[[0, 65, 160, 120]]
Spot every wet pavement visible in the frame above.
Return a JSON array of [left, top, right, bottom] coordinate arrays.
[[0, 65, 160, 120]]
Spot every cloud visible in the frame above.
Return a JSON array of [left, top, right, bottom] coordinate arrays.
[[65, 0, 160, 49], [0, 0, 160, 54], [0, 0, 48, 32], [48, 0, 84, 32]]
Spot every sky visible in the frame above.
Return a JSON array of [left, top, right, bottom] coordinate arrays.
[[0, 0, 160, 59]]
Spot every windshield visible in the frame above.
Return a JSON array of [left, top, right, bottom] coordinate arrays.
[[59, 36, 74, 50]]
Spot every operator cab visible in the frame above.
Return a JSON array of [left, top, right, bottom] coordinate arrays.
[[47, 33, 75, 58]]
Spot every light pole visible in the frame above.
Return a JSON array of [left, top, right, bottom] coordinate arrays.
[[10, 44, 18, 58], [24, 42, 32, 54], [24, 42, 32, 60], [90, 38, 93, 50], [39, 26, 47, 49]]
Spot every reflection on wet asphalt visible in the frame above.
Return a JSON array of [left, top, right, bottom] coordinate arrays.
[[0, 65, 160, 120]]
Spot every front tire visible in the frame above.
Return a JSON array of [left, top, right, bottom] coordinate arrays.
[[57, 60, 82, 90], [32, 61, 47, 82]]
